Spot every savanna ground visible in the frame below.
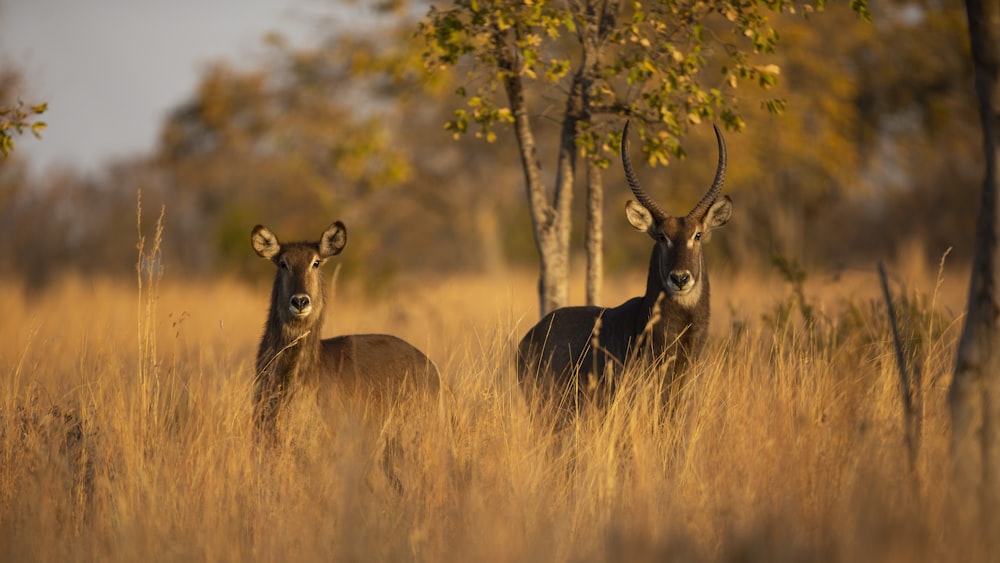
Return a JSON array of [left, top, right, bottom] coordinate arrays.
[[0, 235, 985, 561]]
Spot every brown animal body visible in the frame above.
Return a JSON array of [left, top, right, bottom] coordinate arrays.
[[518, 121, 732, 407], [251, 221, 438, 430]]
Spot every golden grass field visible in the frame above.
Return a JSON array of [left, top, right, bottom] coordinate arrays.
[[0, 240, 986, 561]]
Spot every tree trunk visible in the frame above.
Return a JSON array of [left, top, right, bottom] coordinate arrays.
[[546, 77, 584, 314], [950, 0, 1000, 535], [575, 0, 613, 307], [496, 27, 570, 316], [493, 1, 616, 316], [585, 157, 603, 305], [510, 85, 569, 316]]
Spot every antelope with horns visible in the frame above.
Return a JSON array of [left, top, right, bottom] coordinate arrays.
[[251, 221, 439, 432], [518, 121, 732, 408]]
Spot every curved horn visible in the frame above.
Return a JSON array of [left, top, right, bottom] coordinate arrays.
[[621, 120, 668, 219], [688, 123, 727, 219]]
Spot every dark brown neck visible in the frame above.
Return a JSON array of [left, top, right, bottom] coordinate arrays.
[[639, 249, 710, 357], [255, 281, 326, 390], [253, 301, 325, 432], [256, 323, 322, 382]]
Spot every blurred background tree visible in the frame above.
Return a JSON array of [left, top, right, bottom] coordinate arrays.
[[0, 0, 980, 300]]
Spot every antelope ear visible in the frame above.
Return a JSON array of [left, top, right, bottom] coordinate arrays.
[[251, 225, 280, 259], [702, 196, 732, 232], [625, 200, 656, 237], [319, 221, 347, 258]]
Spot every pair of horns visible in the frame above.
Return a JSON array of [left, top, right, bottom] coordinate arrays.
[[621, 120, 726, 219]]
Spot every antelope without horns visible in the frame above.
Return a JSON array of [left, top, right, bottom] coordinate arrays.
[[517, 121, 732, 407], [251, 221, 439, 431]]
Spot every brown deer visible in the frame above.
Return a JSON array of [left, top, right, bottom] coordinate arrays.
[[251, 221, 439, 432], [518, 121, 732, 408]]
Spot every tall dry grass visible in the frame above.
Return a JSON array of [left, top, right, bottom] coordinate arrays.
[[0, 229, 984, 560]]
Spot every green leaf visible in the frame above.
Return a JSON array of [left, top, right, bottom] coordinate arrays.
[[761, 98, 787, 114]]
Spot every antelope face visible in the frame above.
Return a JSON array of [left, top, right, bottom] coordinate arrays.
[[251, 222, 348, 325], [627, 198, 732, 307], [275, 246, 326, 321]]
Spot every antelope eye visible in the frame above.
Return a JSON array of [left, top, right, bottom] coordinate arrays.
[[694, 232, 703, 242], [278, 258, 288, 270], [312, 259, 322, 269]]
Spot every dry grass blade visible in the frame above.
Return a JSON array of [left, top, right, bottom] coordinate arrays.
[[878, 259, 919, 476]]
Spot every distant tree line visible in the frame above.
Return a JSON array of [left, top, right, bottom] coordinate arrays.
[[0, 0, 979, 294]]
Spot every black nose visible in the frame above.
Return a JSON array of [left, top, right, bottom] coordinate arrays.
[[290, 294, 311, 312], [669, 271, 691, 287]]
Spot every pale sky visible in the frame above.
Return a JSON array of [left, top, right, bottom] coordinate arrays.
[[0, 0, 338, 178]]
